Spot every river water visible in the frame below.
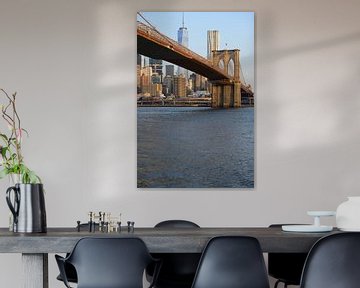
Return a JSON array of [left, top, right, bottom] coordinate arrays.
[[137, 107, 254, 188]]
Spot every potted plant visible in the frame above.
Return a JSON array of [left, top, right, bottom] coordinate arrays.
[[0, 88, 40, 183], [0, 88, 46, 233]]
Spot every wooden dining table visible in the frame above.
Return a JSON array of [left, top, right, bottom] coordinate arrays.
[[0, 226, 339, 288]]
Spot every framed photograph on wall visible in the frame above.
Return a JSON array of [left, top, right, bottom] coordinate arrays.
[[137, 12, 254, 188]]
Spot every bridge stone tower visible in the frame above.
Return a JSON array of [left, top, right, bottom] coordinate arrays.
[[211, 49, 242, 108]]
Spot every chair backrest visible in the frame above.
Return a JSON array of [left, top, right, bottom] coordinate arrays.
[[155, 219, 200, 228], [66, 237, 154, 288], [268, 224, 308, 285], [191, 236, 270, 288], [150, 220, 201, 287], [300, 232, 360, 288]]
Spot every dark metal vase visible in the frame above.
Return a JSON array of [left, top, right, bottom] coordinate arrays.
[[6, 183, 47, 233]]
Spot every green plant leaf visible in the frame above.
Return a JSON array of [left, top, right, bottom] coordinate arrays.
[[0, 133, 8, 142], [0, 146, 7, 158], [28, 170, 40, 184], [21, 128, 29, 137], [0, 168, 9, 179]]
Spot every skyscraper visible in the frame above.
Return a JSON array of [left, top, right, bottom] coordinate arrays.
[[137, 54, 142, 94], [149, 58, 163, 81], [174, 75, 186, 98], [207, 30, 219, 60], [177, 19, 188, 47], [140, 66, 152, 95], [165, 65, 175, 77], [177, 13, 188, 79], [163, 75, 174, 96]]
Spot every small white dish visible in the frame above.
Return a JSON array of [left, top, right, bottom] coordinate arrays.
[[282, 211, 335, 232], [282, 225, 333, 233], [307, 211, 336, 217], [307, 210, 336, 227]]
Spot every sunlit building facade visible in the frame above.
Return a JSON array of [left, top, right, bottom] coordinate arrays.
[[174, 75, 186, 98]]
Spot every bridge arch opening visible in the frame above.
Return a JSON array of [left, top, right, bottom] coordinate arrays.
[[227, 58, 235, 77], [218, 59, 225, 70]]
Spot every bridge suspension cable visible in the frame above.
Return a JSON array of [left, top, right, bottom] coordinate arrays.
[[239, 63, 247, 85], [137, 12, 181, 55], [137, 12, 156, 29]]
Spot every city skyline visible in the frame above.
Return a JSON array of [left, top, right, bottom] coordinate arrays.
[[137, 12, 254, 88]]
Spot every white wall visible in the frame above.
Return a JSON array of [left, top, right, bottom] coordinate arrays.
[[0, 0, 360, 287]]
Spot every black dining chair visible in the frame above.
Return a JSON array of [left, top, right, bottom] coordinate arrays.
[[300, 232, 360, 288], [56, 223, 99, 284], [147, 220, 201, 288], [191, 236, 270, 288], [268, 224, 308, 288], [55, 237, 160, 288]]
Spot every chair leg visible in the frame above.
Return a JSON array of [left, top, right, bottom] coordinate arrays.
[[274, 280, 289, 288]]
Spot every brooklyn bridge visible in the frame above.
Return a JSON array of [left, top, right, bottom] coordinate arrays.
[[137, 21, 254, 108]]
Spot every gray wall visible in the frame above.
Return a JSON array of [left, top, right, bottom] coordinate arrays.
[[0, 0, 360, 287]]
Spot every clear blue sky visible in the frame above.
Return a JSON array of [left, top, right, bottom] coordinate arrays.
[[137, 12, 254, 87]]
